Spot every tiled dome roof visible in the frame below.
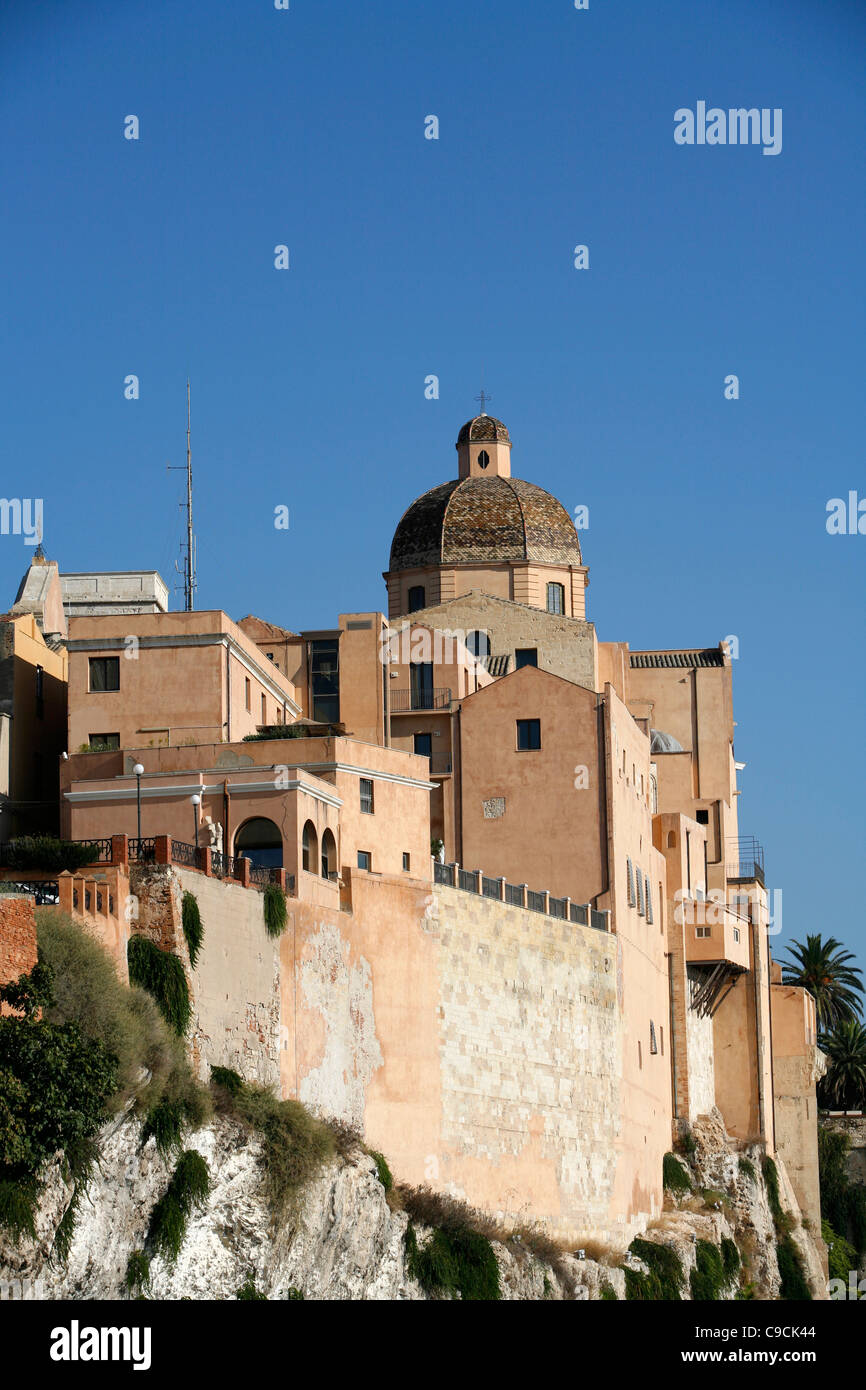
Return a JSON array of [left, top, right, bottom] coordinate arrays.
[[456, 415, 512, 445], [388, 475, 582, 571]]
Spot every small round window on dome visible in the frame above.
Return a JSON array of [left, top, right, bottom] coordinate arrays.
[[477, 449, 490, 469]]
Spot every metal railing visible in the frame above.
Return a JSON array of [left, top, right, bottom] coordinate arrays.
[[171, 840, 201, 870], [0, 837, 112, 867], [432, 860, 609, 931], [129, 837, 157, 863], [726, 835, 765, 886], [0, 880, 59, 905], [429, 752, 453, 775], [390, 687, 452, 712]]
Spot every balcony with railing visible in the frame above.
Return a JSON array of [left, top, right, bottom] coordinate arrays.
[[725, 835, 765, 886], [390, 687, 452, 712]]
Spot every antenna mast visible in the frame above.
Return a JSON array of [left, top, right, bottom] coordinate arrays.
[[168, 380, 197, 611]]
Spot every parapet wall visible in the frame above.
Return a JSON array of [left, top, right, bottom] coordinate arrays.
[[0, 895, 38, 1013]]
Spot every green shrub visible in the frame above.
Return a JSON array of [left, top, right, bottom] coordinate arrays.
[[822, 1219, 857, 1284], [404, 1221, 500, 1301], [0, 837, 98, 873], [236, 1277, 267, 1300], [263, 884, 287, 939], [736, 1282, 757, 1301], [127, 937, 190, 1036], [721, 1237, 740, 1282], [738, 1156, 756, 1183], [39, 911, 210, 1142], [181, 893, 204, 969], [210, 1065, 244, 1095], [818, 1126, 866, 1254], [370, 1150, 393, 1192], [146, 1149, 210, 1264], [0, 1178, 38, 1241], [625, 1238, 684, 1301], [0, 1014, 116, 1181], [762, 1156, 791, 1234], [600, 1281, 617, 1300], [690, 1240, 727, 1300], [286, 1286, 305, 1300], [776, 1236, 811, 1300], [662, 1152, 691, 1193], [125, 1250, 151, 1295], [212, 1076, 334, 1218]]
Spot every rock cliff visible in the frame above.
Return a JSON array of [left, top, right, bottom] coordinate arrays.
[[0, 1107, 827, 1301]]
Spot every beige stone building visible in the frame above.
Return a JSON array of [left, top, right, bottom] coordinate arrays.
[[15, 410, 824, 1249]]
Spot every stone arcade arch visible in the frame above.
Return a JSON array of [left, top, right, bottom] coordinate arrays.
[[234, 817, 283, 869]]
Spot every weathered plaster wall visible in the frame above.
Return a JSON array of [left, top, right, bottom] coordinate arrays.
[[175, 868, 281, 1088], [684, 971, 716, 1119]]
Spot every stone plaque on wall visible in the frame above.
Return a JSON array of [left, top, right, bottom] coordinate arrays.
[[482, 797, 506, 819]]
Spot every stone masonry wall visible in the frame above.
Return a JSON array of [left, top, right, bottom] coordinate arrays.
[[433, 884, 622, 1242], [0, 895, 38, 1013]]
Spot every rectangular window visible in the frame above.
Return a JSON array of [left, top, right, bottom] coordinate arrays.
[[636, 871, 644, 915], [310, 638, 340, 723], [261, 694, 266, 722], [660, 1026, 664, 1056], [409, 662, 434, 709], [516, 718, 541, 751], [696, 808, 709, 825], [515, 648, 538, 669], [696, 925, 711, 938], [360, 777, 374, 814], [650, 1021, 658, 1055], [402, 852, 410, 872], [546, 582, 565, 615], [357, 850, 371, 871], [413, 733, 433, 760], [89, 733, 120, 750], [645, 875, 653, 924], [245, 678, 251, 711], [89, 656, 119, 692], [35, 664, 44, 718], [626, 857, 635, 906]]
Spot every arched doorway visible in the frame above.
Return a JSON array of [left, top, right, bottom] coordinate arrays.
[[302, 820, 318, 874], [234, 817, 283, 868], [321, 828, 337, 880]]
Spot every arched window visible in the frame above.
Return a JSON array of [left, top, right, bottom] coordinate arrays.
[[234, 818, 283, 869], [466, 630, 490, 658], [650, 774, 658, 814], [408, 585, 426, 613], [667, 830, 677, 849], [546, 582, 565, 615], [302, 820, 318, 874], [321, 828, 337, 880]]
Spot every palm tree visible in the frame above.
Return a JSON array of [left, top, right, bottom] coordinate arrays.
[[780, 934, 864, 1029], [819, 1018, 866, 1110]]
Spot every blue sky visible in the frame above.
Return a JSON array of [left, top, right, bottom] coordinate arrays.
[[1, 0, 864, 967]]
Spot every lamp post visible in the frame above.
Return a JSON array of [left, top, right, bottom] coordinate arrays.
[[133, 763, 144, 843], [191, 793, 201, 849]]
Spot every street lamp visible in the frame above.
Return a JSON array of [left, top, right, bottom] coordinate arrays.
[[133, 763, 144, 842], [191, 793, 201, 848]]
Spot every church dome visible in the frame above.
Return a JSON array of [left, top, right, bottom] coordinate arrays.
[[456, 414, 512, 445], [388, 474, 582, 571]]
